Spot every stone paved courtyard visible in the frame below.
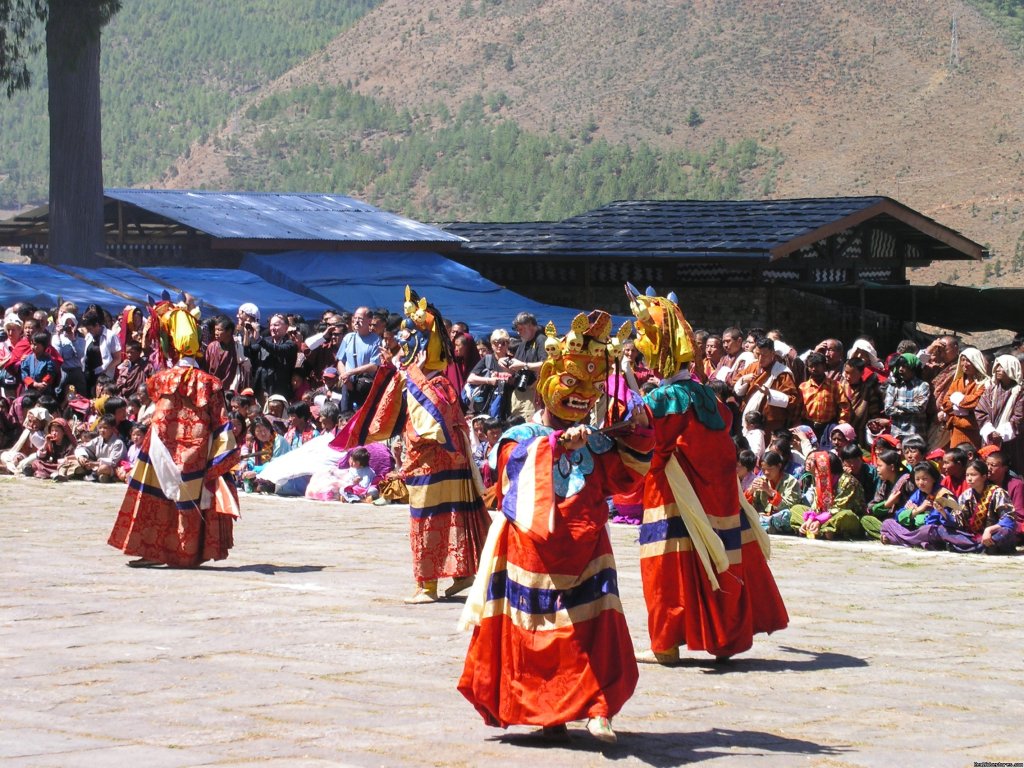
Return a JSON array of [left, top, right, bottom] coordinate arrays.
[[2, 477, 1022, 767]]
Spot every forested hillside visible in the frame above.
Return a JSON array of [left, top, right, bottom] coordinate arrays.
[[0, 0, 380, 206]]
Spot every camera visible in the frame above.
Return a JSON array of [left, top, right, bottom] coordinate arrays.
[[513, 369, 535, 392]]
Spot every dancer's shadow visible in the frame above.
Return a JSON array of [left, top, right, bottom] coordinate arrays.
[[655, 645, 867, 675], [495, 726, 848, 764], [201, 563, 327, 575]]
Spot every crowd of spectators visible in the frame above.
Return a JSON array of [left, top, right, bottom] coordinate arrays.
[[1, 295, 1021, 553]]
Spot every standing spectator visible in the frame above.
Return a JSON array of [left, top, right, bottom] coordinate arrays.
[[466, 329, 511, 416], [0, 315, 29, 395], [816, 338, 845, 382], [839, 357, 882, 445], [733, 336, 800, 433], [938, 348, 988, 449], [244, 313, 298, 401], [335, 306, 381, 411], [799, 351, 842, 444], [977, 354, 1024, 471], [302, 316, 343, 389], [711, 326, 743, 382], [498, 311, 545, 421], [54, 312, 87, 398], [923, 335, 960, 451], [205, 315, 247, 393], [82, 309, 122, 395], [883, 354, 930, 441]]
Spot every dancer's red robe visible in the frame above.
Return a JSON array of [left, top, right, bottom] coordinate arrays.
[[458, 422, 652, 727], [641, 377, 788, 657]]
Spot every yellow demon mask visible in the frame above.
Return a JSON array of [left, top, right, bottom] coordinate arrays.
[[625, 282, 695, 379], [537, 310, 633, 423], [399, 285, 452, 372]]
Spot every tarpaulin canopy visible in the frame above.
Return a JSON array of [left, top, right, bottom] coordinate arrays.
[[0, 264, 330, 319], [240, 250, 631, 337]]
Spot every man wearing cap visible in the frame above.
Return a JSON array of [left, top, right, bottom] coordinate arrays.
[[335, 306, 381, 411], [311, 367, 344, 402]]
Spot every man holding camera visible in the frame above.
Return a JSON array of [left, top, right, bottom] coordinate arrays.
[[499, 311, 545, 420], [335, 306, 381, 411]]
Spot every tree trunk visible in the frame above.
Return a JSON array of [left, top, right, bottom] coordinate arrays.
[[46, 2, 106, 267]]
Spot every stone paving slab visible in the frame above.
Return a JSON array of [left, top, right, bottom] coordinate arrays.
[[2, 476, 1022, 767]]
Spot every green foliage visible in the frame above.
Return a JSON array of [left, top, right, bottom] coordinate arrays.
[[0, 0, 380, 207], [964, 0, 1024, 49], [222, 85, 780, 222]]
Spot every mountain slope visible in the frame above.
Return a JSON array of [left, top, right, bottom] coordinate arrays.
[[168, 0, 1024, 283]]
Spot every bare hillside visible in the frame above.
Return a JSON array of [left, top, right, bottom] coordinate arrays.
[[169, 0, 1024, 284]]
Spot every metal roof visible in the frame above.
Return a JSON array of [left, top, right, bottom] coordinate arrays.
[[103, 189, 465, 244], [444, 197, 984, 262]]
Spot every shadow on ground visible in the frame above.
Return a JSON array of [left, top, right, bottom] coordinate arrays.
[[494, 726, 848, 764], [660, 645, 868, 675], [202, 563, 328, 575]]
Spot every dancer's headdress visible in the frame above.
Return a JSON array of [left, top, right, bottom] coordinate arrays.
[[148, 293, 201, 366], [400, 285, 454, 371], [625, 282, 695, 379], [537, 310, 632, 423]]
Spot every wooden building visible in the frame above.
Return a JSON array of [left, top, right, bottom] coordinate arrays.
[[444, 196, 987, 348]]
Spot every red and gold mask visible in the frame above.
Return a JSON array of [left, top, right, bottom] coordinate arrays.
[[537, 311, 632, 423]]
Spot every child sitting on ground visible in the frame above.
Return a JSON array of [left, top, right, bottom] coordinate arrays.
[[1, 405, 50, 475], [31, 417, 76, 479], [116, 423, 146, 483], [339, 447, 377, 502], [57, 413, 126, 482]]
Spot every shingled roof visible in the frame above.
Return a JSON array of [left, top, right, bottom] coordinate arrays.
[[444, 197, 984, 262]]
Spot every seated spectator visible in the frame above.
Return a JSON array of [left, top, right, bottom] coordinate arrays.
[[937, 347, 988, 449], [976, 354, 1024, 472], [828, 423, 858, 456], [115, 422, 146, 483], [20, 331, 59, 399], [982, 448, 1024, 544], [861, 448, 912, 540], [882, 461, 959, 538], [103, 396, 131, 444], [30, 417, 76, 479], [113, 340, 151, 398], [900, 434, 926, 474], [1, 405, 50, 475], [240, 415, 290, 491], [789, 424, 818, 459], [840, 442, 878, 499], [883, 354, 929, 441], [338, 447, 378, 502], [284, 402, 319, 450], [883, 459, 1016, 554], [776, 450, 866, 539], [742, 410, 767, 461], [941, 447, 970, 498], [57, 414, 125, 482], [736, 448, 758, 493], [749, 450, 803, 530]]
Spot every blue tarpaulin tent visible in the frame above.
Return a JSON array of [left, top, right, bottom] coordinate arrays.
[[240, 250, 629, 337], [0, 264, 330, 319]]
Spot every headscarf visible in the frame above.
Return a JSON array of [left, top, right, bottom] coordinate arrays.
[[952, 347, 989, 386], [848, 338, 880, 368], [992, 354, 1021, 386], [26, 406, 52, 430], [238, 302, 261, 325], [43, 417, 76, 451], [830, 423, 857, 445], [894, 353, 921, 381]]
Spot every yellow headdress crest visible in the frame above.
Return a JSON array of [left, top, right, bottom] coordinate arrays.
[[537, 310, 633, 423], [625, 283, 695, 379], [399, 285, 453, 372]]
